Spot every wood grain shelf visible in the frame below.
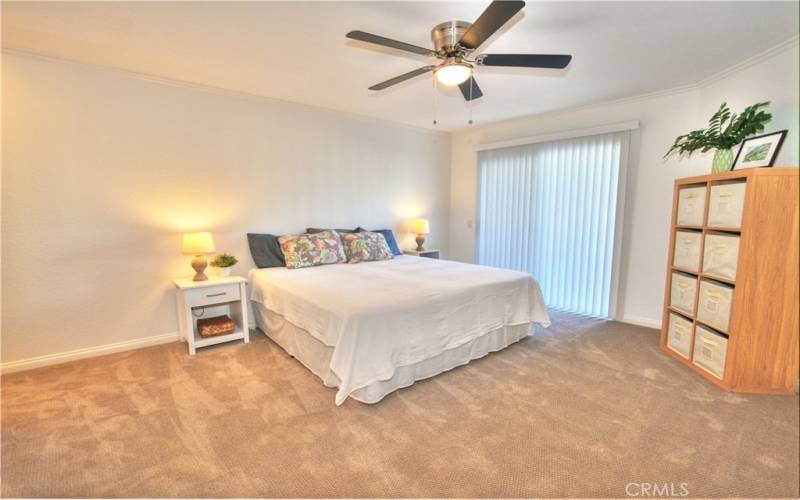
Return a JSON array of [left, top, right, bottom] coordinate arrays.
[[660, 168, 799, 395], [667, 306, 694, 319], [694, 317, 730, 338], [669, 267, 736, 286], [671, 266, 699, 276], [704, 227, 742, 234], [699, 273, 735, 286]]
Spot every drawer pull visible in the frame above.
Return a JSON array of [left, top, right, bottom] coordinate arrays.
[[206, 292, 227, 298]]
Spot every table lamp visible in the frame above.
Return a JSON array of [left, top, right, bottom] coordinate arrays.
[[409, 219, 430, 251], [182, 232, 215, 281]]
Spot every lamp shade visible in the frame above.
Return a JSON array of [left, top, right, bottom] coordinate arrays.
[[409, 219, 430, 235], [182, 232, 215, 255]]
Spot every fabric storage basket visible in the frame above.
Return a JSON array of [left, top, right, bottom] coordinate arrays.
[[670, 272, 697, 315], [676, 185, 706, 226], [673, 230, 702, 272], [692, 325, 728, 379], [667, 313, 693, 359], [702, 233, 740, 281], [707, 181, 747, 228], [696, 280, 734, 333]]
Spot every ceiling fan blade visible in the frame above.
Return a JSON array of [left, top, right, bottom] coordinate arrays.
[[459, 1, 525, 50], [346, 30, 435, 56], [478, 53, 572, 69], [368, 66, 436, 91], [458, 77, 483, 101]]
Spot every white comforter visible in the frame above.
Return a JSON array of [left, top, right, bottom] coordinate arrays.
[[249, 256, 549, 405]]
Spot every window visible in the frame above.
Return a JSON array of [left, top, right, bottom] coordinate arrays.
[[477, 131, 629, 318]]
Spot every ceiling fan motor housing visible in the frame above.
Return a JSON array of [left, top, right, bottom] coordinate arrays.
[[431, 21, 472, 55], [348, 1, 572, 101]]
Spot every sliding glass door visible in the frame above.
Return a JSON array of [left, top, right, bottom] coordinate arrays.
[[477, 131, 628, 318]]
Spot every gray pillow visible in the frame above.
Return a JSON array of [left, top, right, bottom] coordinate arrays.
[[306, 227, 356, 234], [247, 233, 285, 268]]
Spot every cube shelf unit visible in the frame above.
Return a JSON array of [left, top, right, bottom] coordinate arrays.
[[660, 168, 799, 394]]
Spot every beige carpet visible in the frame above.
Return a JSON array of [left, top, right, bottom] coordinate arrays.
[[1, 311, 798, 498]]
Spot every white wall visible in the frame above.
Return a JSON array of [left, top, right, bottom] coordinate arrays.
[[3, 39, 796, 369], [449, 41, 799, 328], [1, 52, 451, 368]]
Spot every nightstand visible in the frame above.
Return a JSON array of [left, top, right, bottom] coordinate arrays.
[[403, 249, 440, 259], [172, 276, 249, 355]]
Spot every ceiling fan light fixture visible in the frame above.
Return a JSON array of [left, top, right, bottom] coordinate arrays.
[[435, 62, 472, 86]]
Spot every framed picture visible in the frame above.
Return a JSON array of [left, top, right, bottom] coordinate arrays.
[[732, 130, 787, 170]]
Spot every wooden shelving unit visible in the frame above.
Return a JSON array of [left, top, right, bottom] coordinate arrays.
[[660, 168, 799, 394]]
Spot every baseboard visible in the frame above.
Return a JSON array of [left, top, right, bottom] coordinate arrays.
[[621, 315, 662, 330], [1, 331, 181, 374], [3, 320, 259, 374]]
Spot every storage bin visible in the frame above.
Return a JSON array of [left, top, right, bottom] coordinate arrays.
[[692, 325, 728, 379], [670, 272, 697, 315], [702, 233, 740, 281], [667, 313, 693, 358], [697, 280, 734, 333], [707, 181, 746, 228], [676, 185, 706, 226], [673, 230, 702, 272]]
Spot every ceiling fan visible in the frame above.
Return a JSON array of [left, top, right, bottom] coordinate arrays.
[[345, 0, 572, 101]]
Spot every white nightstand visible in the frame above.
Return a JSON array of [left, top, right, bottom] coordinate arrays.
[[172, 276, 249, 355], [403, 249, 440, 259]]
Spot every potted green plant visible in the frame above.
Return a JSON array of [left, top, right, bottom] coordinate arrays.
[[210, 253, 238, 276], [665, 101, 772, 173]]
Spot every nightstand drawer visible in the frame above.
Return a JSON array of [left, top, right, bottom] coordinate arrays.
[[184, 283, 241, 307]]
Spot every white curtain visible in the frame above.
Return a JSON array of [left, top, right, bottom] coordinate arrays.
[[477, 131, 627, 318]]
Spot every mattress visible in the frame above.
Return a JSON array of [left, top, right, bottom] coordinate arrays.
[[249, 255, 550, 405]]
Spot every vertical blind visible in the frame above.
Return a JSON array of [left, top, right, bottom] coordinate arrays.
[[477, 131, 626, 318]]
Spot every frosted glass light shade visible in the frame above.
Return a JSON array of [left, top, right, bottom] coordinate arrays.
[[435, 63, 472, 86], [182, 232, 215, 255], [409, 219, 430, 235]]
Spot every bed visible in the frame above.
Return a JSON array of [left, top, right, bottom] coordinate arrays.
[[249, 255, 550, 405]]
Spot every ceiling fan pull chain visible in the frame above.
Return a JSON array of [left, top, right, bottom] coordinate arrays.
[[433, 76, 438, 125], [468, 75, 474, 125]]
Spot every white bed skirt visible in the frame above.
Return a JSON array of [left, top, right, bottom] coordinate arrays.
[[253, 302, 533, 404]]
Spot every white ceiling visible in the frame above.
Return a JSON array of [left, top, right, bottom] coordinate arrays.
[[3, 1, 798, 131]]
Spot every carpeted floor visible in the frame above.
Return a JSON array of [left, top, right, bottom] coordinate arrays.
[[1, 311, 798, 498]]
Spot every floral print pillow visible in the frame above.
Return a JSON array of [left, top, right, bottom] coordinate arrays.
[[279, 230, 346, 269], [341, 231, 394, 264]]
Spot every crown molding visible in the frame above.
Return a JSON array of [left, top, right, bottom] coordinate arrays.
[[697, 35, 799, 89], [1, 47, 451, 137], [5, 33, 798, 137], [453, 35, 799, 134], [455, 83, 697, 134]]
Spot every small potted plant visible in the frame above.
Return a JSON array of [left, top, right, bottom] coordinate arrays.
[[665, 101, 772, 173], [210, 253, 238, 276]]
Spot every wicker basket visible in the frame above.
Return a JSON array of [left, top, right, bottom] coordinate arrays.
[[197, 315, 236, 338]]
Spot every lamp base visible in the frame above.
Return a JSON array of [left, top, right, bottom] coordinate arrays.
[[415, 235, 426, 252], [191, 255, 209, 281]]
